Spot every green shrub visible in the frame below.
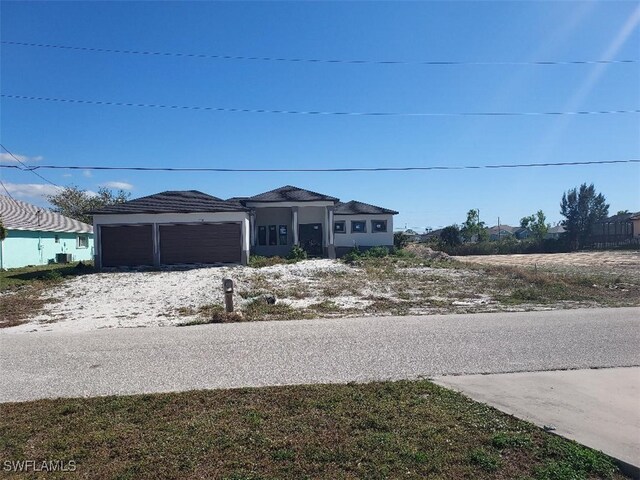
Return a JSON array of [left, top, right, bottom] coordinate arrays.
[[393, 232, 410, 250], [287, 245, 308, 262], [342, 247, 363, 264], [365, 246, 390, 258]]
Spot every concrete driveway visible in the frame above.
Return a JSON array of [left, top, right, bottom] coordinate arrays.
[[434, 367, 640, 473], [1, 307, 638, 403]]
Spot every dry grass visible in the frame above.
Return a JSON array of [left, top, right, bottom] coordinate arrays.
[[0, 380, 622, 480]]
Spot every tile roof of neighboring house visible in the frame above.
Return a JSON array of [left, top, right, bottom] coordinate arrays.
[[0, 195, 93, 233], [92, 190, 248, 214], [334, 200, 399, 215], [246, 185, 339, 203], [631, 212, 640, 220]]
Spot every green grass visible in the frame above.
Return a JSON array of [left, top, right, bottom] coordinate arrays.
[[0, 380, 622, 480], [0, 261, 94, 292], [0, 262, 95, 328]]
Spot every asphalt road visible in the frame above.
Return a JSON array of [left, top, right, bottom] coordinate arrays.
[[1, 307, 639, 402]]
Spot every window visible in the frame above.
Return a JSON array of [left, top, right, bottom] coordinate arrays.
[[258, 226, 267, 246], [372, 220, 387, 233], [54, 234, 60, 243], [334, 221, 346, 234], [77, 234, 89, 249], [268, 225, 277, 246], [351, 221, 366, 233], [278, 225, 288, 245]]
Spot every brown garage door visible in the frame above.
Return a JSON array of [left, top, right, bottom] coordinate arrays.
[[159, 223, 241, 265], [100, 225, 154, 267]]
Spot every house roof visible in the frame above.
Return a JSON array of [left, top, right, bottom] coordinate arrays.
[[246, 185, 339, 203], [598, 212, 640, 223], [547, 225, 566, 234], [92, 190, 248, 215], [0, 195, 93, 234], [334, 200, 399, 215]]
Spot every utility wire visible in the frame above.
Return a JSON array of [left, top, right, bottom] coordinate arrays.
[[0, 144, 60, 187], [2, 40, 637, 66], [0, 178, 18, 203], [1, 159, 637, 173], [3, 94, 638, 117]]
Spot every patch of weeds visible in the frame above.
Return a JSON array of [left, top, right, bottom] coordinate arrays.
[[308, 300, 341, 313], [243, 299, 308, 321], [491, 431, 532, 449], [535, 436, 616, 479], [271, 448, 296, 461], [468, 447, 501, 472], [248, 256, 288, 268], [176, 303, 244, 325]]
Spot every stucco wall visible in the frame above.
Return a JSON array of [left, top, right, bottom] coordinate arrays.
[[333, 214, 394, 249], [0, 230, 94, 269], [93, 212, 250, 266], [634, 219, 640, 238]]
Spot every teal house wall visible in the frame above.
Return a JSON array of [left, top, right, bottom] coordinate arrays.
[[0, 230, 94, 270]]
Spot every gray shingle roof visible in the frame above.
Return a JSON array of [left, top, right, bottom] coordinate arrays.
[[247, 185, 339, 203], [334, 200, 398, 215], [0, 195, 93, 233], [92, 191, 248, 215]]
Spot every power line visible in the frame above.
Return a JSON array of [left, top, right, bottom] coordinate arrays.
[[3, 94, 638, 117], [2, 40, 637, 66], [1, 159, 637, 173], [0, 144, 60, 187], [0, 178, 18, 203]]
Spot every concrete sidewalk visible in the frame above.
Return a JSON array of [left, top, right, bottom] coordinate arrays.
[[434, 367, 640, 474]]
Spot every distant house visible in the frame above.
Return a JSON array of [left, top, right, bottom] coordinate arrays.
[[545, 225, 566, 240], [589, 212, 639, 245], [91, 186, 398, 267], [0, 195, 94, 269], [487, 225, 516, 241]]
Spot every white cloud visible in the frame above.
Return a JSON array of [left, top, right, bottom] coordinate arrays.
[[3, 182, 62, 202], [0, 153, 44, 164], [82, 170, 93, 178], [100, 181, 133, 191], [62, 173, 72, 178]]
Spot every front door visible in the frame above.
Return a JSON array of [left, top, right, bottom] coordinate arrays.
[[298, 223, 323, 257]]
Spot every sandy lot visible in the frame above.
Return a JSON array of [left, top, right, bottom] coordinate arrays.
[[455, 251, 640, 280], [3, 252, 639, 334]]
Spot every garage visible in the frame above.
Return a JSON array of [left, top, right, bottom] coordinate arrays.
[[100, 224, 154, 267], [159, 223, 242, 265]]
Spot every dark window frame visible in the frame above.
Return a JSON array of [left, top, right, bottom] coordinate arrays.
[[371, 220, 388, 233], [334, 221, 346, 234], [268, 225, 277, 246], [278, 225, 288, 245], [258, 226, 267, 246], [351, 220, 367, 233]]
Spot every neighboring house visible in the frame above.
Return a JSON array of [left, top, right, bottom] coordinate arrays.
[[545, 225, 566, 240], [590, 212, 639, 243], [0, 195, 94, 269], [632, 213, 640, 238], [513, 227, 531, 240], [487, 225, 516, 241], [92, 186, 398, 268]]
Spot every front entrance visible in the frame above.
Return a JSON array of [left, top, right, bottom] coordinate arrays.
[[298, 223, 323, 257]]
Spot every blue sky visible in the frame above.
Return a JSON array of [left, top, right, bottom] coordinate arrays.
[[1, 1, 638, 230]]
